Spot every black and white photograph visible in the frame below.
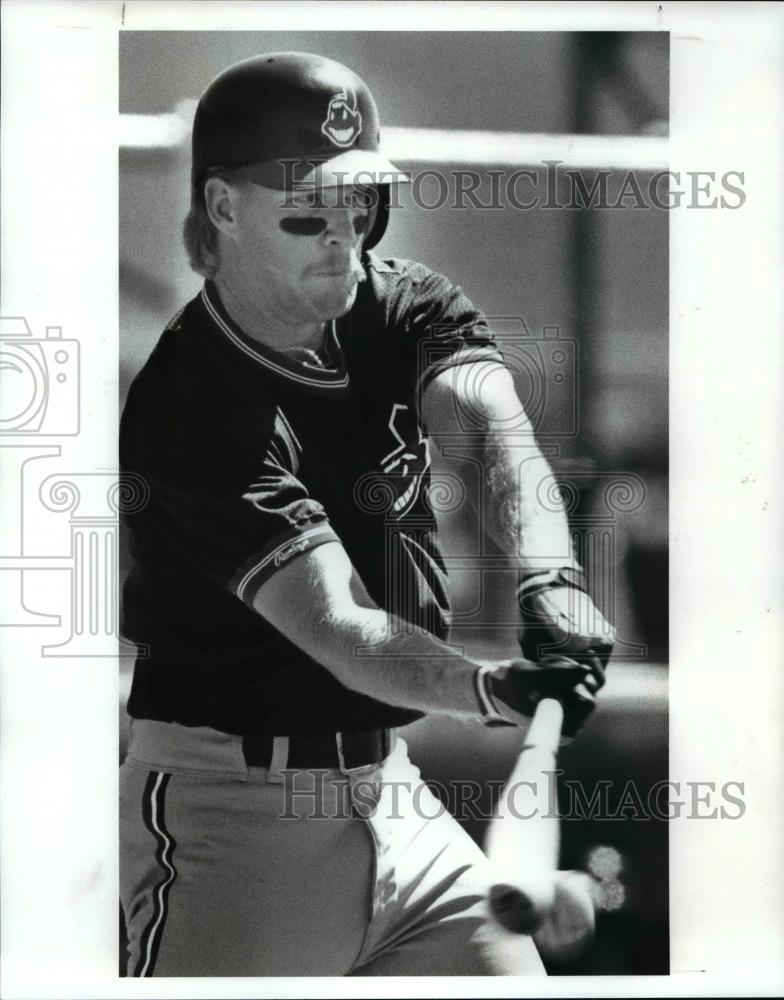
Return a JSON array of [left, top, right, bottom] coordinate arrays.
[[1, 2, 783, 998], [117, 29, 667, 978]]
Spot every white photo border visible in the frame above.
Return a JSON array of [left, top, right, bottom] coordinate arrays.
[[1, 1, 782, 997]]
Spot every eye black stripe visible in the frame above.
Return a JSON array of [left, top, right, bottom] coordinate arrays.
[[279, 216, 370, 237], [279, 218, 328, 236]]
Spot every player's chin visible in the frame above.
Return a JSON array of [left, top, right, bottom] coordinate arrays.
[[311, 281, 360, 320]]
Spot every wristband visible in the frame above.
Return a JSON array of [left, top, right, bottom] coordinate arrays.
[[517, 565, 588, 602], [473, 665, 517, 728]]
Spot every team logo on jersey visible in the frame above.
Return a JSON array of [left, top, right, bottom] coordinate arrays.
[[381, 404, 431, 518], [321, 89, 362, 148]]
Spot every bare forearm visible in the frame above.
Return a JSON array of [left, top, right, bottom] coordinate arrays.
[[312, 604, 483, 716], [252, 541, 489, 717], [422, 363, 577, 575], [480, 432, 575, 573]]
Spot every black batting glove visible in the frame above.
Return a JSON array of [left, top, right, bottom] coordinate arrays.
[[518, 567, 615, 674], [474, 655, 605, 738]]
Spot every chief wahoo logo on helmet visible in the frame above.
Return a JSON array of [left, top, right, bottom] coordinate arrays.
[[321, 89, 363, 148]]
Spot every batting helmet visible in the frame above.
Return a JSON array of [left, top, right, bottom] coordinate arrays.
[[191, 51, 408, 250]]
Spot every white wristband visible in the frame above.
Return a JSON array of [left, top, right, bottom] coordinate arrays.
[[473, 665, 516, 727]]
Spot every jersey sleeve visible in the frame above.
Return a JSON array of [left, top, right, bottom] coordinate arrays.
[[121, 375, 340, 614], [394, 265, 506, 409], [228, 456, 341, 607], [141, 454, 340, 611]]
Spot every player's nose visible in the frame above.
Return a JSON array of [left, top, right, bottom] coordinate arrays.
[[323, 211, 364, 246]]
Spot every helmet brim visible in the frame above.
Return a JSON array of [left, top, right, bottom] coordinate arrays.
[[236, 149, 410, 190]]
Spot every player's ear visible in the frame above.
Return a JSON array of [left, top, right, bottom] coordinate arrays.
[[204, 175, 241, 236]]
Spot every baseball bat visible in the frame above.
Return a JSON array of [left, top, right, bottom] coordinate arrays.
[[484, 696, 564, 935]]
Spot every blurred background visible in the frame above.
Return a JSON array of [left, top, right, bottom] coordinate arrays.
[[119, 31, 668, 975]]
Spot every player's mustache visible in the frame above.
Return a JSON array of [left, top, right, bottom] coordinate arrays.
[[314, 255, 367, 282]]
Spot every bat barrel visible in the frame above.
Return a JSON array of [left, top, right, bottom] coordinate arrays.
[[485, 697, 565, 936], [488, 882, 549, 934]]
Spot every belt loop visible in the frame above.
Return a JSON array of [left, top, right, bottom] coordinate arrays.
[[267, 736, 289, 784]]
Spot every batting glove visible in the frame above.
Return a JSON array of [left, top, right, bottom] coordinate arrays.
[[474, 655, 604, 737], [518, 567, 615, 674]]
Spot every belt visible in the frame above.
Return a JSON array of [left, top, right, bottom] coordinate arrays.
[[241, 727, 395, 770]]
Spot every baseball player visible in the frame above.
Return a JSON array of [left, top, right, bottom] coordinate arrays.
[[119, 52, 614, 977]]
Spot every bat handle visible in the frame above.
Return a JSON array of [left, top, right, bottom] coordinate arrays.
[[522, 697, 564, 753]]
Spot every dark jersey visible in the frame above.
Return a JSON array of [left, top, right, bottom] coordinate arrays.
[[121, 254, 502, 736]]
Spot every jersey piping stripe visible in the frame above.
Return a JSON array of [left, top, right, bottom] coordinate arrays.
[[133, 771, 177, 977], [275, 407, 303, 468], [233, 525, 339, 604], [200, 287, 350, 390]]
